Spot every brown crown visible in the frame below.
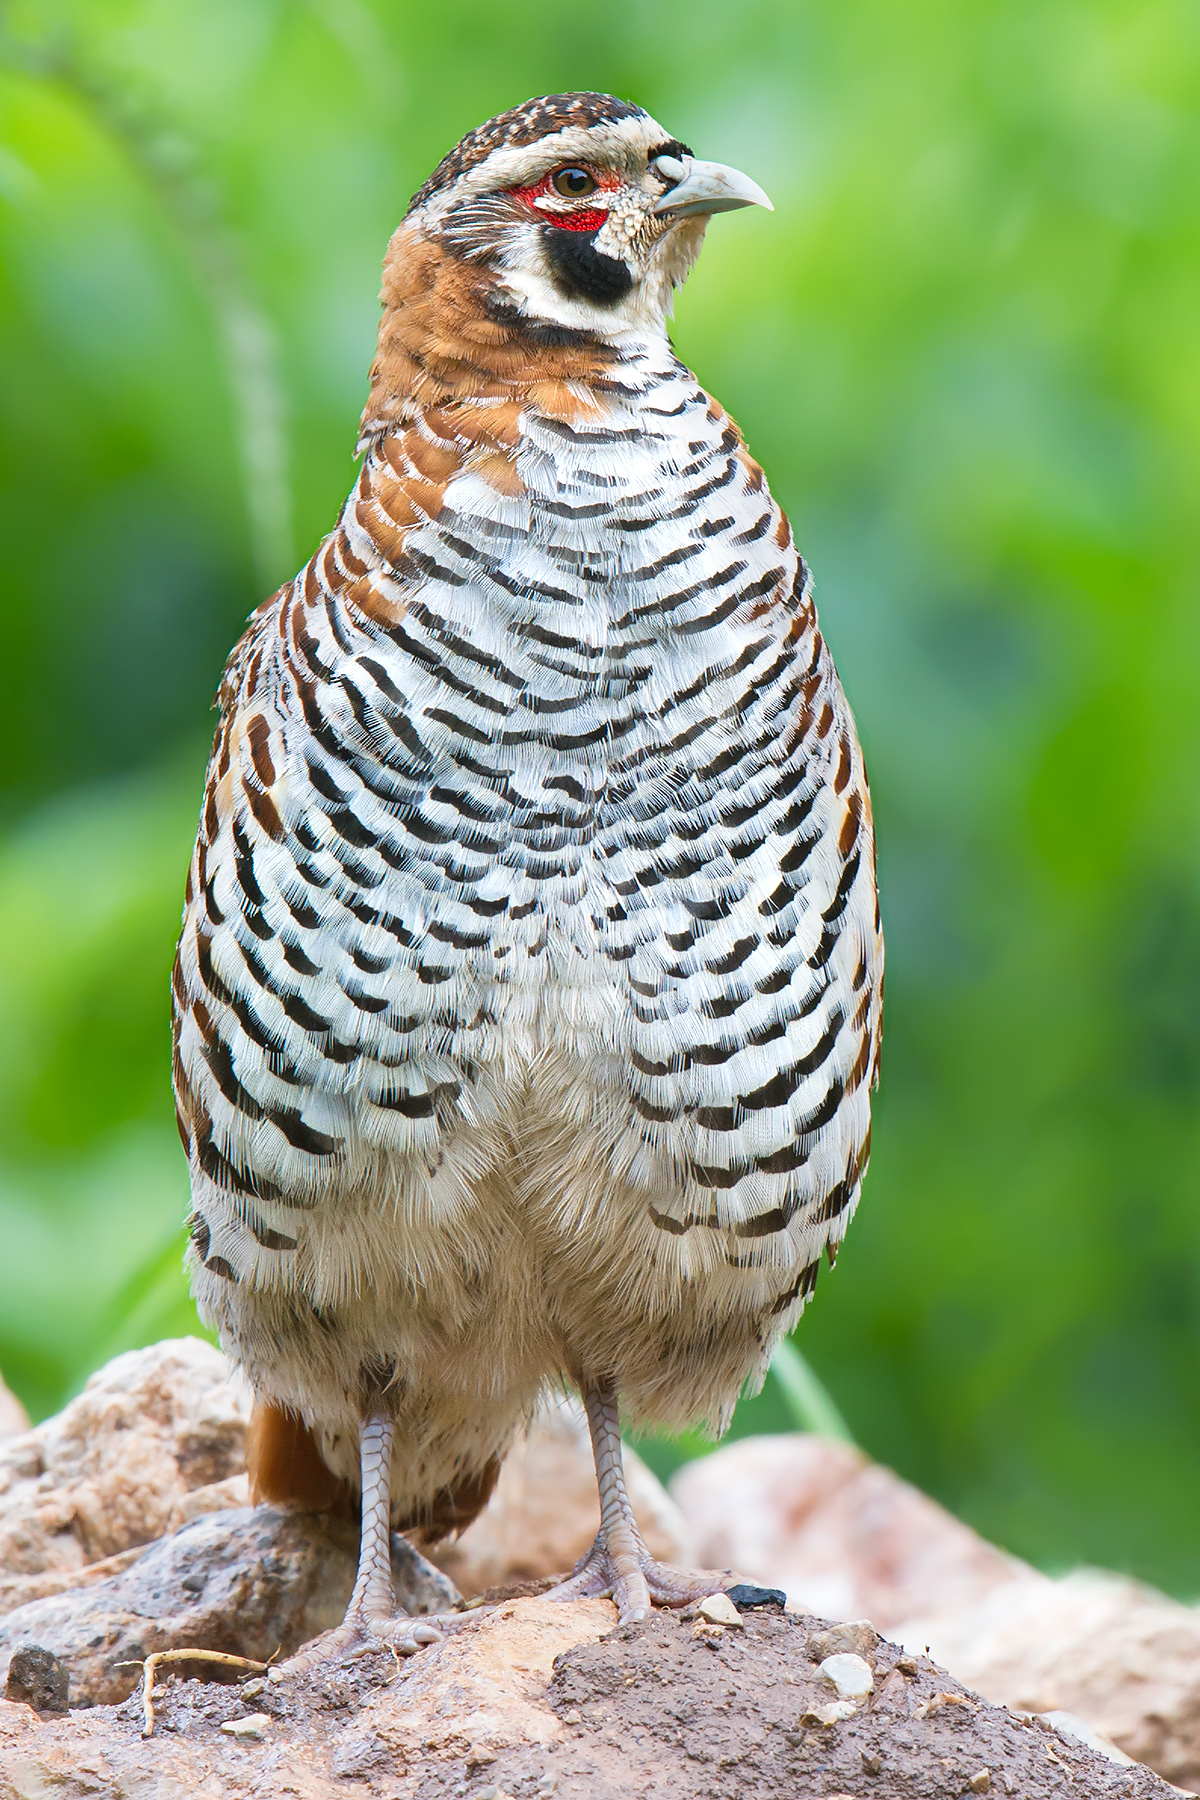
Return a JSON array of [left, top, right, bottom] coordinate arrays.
[[406, 92, 647, 214]]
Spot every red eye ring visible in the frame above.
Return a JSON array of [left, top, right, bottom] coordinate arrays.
[[509, 167, 614, 233]]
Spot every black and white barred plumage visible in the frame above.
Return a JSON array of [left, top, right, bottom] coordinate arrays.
[[172, 93, 882, 1625]]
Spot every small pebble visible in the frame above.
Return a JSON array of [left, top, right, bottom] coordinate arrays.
[[799, 1699, 858, 1727], [818, 1652, 875, 1700], [562, 1708, 582, 1725], [861, 1750, 882, 1775], [896, 1654, 920, 1676], [918, 1690, 977, 1719], [810, 1619, 880, 1662], [240, 1679, 266, 1699], [969, 1771, 991, 1794], [220, 1712, 272, 1741], [724, 1582, 787, 1610], [474, 1788, 499, 1800], [697, 1592, 743, 1628]]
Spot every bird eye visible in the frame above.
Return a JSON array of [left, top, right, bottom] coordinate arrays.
[[552, 166, 597, 198]]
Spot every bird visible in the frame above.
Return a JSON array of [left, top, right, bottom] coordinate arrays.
[[171, 90, 884, 1660]]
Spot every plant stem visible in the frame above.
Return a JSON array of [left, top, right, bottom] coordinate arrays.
[[770, 1338, 855, 1442]]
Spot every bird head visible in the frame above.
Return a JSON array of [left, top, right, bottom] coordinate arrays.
[[403, 92, 773, 341]]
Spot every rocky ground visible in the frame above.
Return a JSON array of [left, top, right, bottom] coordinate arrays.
[[0, 1341, 1196, 1798], [0, 1594, 1178, 1799]]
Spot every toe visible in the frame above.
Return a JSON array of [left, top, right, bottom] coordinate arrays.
[[388, 1619, 445, 1656], [613, 1567, 652, 1624], [285, 1621, 368, 1672], [285, 1607, 464, 1672], [642, 1564, 733, 1607]]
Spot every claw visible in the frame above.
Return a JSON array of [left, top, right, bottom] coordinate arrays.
[[390, 1618, 446, 1655], [285, 1606, 478, 1675], [542, 1527, 732, 1625]]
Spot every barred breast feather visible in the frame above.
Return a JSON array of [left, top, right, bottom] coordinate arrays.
[[172, 221, 883, 1510]]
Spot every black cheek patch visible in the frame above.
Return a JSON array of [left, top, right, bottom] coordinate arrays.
[[544, 230, 634, 306]]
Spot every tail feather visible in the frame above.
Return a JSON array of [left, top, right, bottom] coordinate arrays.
[[246, 1403, 354, 1515]]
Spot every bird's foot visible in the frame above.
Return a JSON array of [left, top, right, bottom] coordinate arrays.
[[542, 1529, 732, 1626], [284, 1604, 483, 1674]]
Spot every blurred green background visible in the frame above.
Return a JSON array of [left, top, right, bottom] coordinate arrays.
[[1, 0, 1199, 1592]]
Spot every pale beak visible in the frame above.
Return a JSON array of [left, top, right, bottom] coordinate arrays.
[[651, 154, 774, 218]]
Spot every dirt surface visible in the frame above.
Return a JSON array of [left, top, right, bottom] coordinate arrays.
[[538, 1609, 1163, 1799], [0, 1595, 1177, 1799], [903, 1568, 1200, 1793]]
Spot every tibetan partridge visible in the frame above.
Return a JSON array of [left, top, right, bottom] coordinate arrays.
[[172, 91, 884, 1658]]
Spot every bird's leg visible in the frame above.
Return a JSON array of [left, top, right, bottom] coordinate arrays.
[[581, 1379, 651, 1621], [542, 1379, 732, 1624], [285, 1412, 471, 1670], [345, 1413, 412, 1634]]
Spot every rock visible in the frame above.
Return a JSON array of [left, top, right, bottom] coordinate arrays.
[[811, 1618, 882, 1662], [0, 1505, 457, 1707], [0, 1371, 28, 1440], [3, 1645, 68, 1713], [0, 1337, 250, 1615], [819, 1651, 874, 1698], [899, 1566, 1200, 1793], [220, 1711, 272, 1739], [171, 1471, 251, 1526], [801, 1697, 859, 1725], [433, 1392, 692, 1596], [0, 1544, 150, 1618], [696, 1592, 742, 1627], [0, 1599, 1178, 1799], [670, 1432, 1029, 1628], [341, 1594, 616, 1766], [726, 1581, 787, 1610]]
